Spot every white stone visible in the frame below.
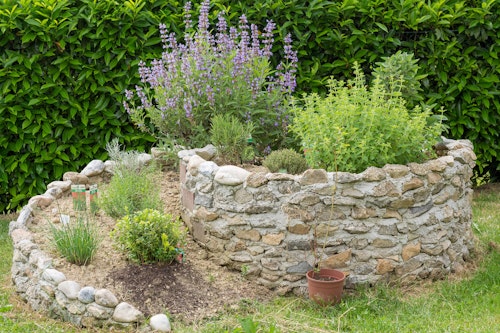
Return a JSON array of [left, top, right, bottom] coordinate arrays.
[[104, 160, 116, 173], [187, 155, 206, 175], [137, 153, 153, 166], [198, 161, 219, 177], [42, 268, 66, 285], [81, 159, 105, 176], [95, 288, 118, 307], [112, 302, 144, 323], [47, 180, 72, 192], [150, 313, 172, 332], [214, 165, 250, 185], [58, 280, 81, 300]]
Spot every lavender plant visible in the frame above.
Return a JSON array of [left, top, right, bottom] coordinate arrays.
[[124, 0, 297, 152]]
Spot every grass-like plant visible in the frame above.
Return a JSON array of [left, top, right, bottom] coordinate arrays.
[[111, 209, 186, 264], [99, 139, 163, 219], [290, 62, 444, 173], [210, 113, 254, 165], [49, 213, 101, 266]]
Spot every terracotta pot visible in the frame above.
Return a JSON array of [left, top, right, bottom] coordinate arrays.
[[306, 268, 345, 306]]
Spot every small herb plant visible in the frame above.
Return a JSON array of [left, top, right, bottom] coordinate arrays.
[[112, 209, 187, 264], [99, 139, 163, 219], [210, 113, 254, 165], [124, 0, 297, 152], [290, 62, 444, 173], [262, 148, 308, 174], [49, 212, 101, 266]]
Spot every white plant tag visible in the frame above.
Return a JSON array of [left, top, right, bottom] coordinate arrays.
[[60, 214, 70, 225]]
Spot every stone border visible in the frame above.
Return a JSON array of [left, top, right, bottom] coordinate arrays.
[[179, 138, 477, 294], [8, 150, 171, 331]]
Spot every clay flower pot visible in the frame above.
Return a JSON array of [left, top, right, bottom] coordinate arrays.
[[306, 268, 345, 306]]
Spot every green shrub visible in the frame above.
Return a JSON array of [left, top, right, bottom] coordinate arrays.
[[290, 62, 444, 173], [372, 51, 424, 108], [263, 149, 308, 175], [210, 114, 254, 165], [99, 139, 163, 218], [112, 209, 186, 264], [49, 212, 101, 266]]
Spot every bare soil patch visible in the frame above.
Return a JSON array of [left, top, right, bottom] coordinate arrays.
[[29, 170, 272, 323]]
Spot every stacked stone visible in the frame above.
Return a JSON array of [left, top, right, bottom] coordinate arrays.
[[179, 138, 476, 294], [9, 150, 171, 331]]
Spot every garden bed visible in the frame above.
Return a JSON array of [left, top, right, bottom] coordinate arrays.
[[9, 165, 271, 329], [179, 138, 477, 292]]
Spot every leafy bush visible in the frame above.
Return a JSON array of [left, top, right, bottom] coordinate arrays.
[[125, 0, 297, 153], [263, 149, 308, 175], [112, 209, 186, 264], [49, 213, 101, 266], [99, 140, 162, 219], [372, 51, 424, 108], [210, 114, 254, 165], [290, 62, 444, 173], [0, 0, 170, 212]]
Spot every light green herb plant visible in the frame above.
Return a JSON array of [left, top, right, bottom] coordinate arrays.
[[112, 209, 187, 264], [290, 62, 444, 173]]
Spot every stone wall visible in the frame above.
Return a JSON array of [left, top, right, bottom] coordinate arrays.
[[179, 138, 477, 294], [8, 153, 171, 332]]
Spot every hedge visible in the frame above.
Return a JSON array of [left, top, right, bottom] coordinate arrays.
[[1, 0, 498, 212]]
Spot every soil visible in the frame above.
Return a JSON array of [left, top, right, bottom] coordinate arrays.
[[28, 170, 273, 323]]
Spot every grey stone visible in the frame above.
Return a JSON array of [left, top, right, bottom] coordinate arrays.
[[300, 169, 328, 185], [81, 159, 105, 177], [58, 280, 81, 300], [150, 313, 172, 332], [286, 261, 313, 274], [42, 269, 66, 286], [45, 186, 63, 199], [195, 144, 217, 160], [10, 228, 32, 245], [28, 249, 52, 270], [15, 205, 33, 226], [383, 164, 409, 178], [198, 161, 219, 177], [112, 302, 144, 323], [408, 200, 434, 217], [28, 194, 55, 208], [78, 286, 95, 303], [86, 302, 114, 319], [362, 167, 386, 181], [95, 288, 118, 307], [62, 171, 89, 184], [47, 180, 72, 192], [187, 155, 206, 176]]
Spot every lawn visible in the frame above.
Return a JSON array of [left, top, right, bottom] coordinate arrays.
[[1, 185, 499, 333]]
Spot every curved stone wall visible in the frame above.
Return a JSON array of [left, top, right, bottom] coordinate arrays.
[[8, 153, 171, 331], [179, 138, 476, 294]]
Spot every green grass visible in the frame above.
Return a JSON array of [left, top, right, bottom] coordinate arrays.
[[1, 185, 499, 332], [49, 212, 101, 266]]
